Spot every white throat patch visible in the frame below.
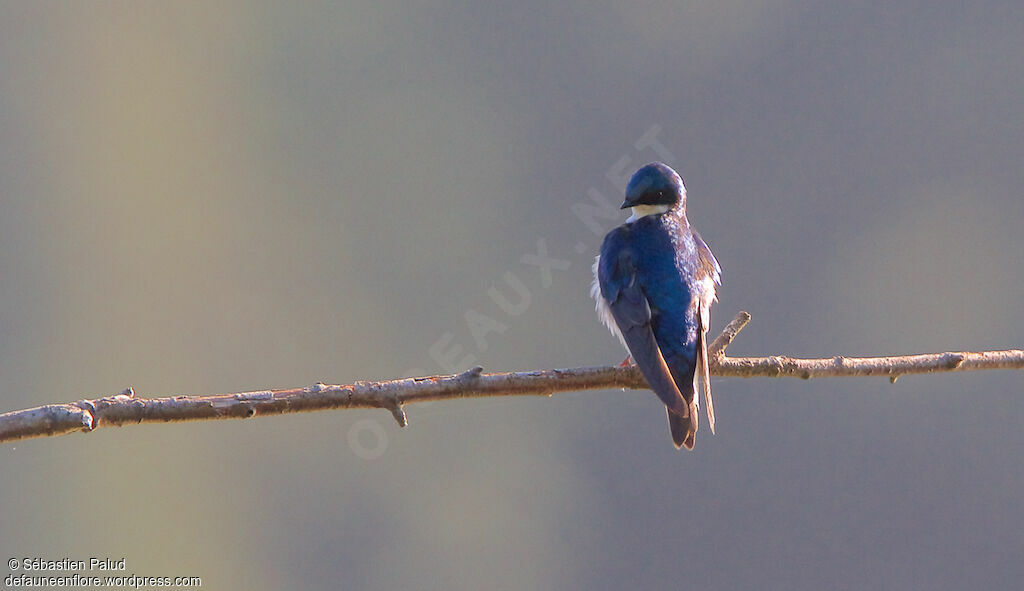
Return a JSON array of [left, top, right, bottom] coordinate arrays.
[[626, 204, 671, 223]]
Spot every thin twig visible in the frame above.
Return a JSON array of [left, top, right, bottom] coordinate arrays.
[[1, 312, 1020, 445], [708, 310, 751, 357]]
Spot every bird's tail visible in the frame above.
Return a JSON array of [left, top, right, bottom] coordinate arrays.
[[667, 403, 698, 450]]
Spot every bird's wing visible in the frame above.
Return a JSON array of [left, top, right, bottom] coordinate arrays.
[[599, 247, 690, 417], [696, 297, 715, 434], [693, 230, 721, 286], [692, 229, 719, 432]]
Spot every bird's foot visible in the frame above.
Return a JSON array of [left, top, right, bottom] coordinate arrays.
[[619, 355, 633, 368]]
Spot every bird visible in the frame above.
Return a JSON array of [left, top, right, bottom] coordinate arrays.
[[592, 162, 721, 449]]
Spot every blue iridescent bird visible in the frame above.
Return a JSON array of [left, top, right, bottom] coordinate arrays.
[[592, 162, 721, 449]]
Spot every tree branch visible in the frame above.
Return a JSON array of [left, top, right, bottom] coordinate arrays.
[[2, 312, 1021, 445]]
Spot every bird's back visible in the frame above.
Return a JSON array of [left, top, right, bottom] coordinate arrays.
[[607, 214, 701, 360]]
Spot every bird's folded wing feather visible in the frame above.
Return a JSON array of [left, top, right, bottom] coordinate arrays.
[[697, 298, 715, 434], [693, 230, 721, 286], [601, 253, 690, 417], [693, 229, 719, 432]]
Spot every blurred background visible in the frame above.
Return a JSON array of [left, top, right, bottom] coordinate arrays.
[[1, 2, 1021, 589]]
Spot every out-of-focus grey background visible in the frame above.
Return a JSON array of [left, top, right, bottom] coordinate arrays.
[[1, 2, 1021, 589]]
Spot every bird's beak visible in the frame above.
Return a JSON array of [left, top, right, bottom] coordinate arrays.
[[619, 198, 633, 210]]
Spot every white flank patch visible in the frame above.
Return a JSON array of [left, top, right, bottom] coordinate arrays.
[[591, 255, 629, 352]]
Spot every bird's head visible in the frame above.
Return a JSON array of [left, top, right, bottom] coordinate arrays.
[[620, 162, 686, 216]]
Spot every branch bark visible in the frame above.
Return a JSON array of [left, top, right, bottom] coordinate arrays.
[[2, 312, 1021, 445]]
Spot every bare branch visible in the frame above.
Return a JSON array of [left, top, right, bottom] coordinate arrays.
[[1, 312, 1021, 445]]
